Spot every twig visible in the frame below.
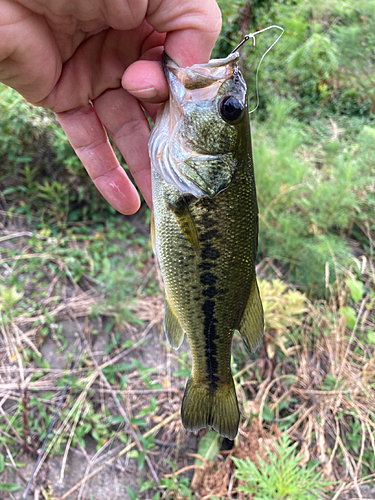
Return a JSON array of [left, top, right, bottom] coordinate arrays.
[[70, 311, 164, 493], [77, 433, 122, 500], [22, 350, 83, 500], [0, 405, 24, 446], [164, 464, 204, 477], [33, 373, 95, 479], [57, 411, 179, 500], [331, 481, 347, 500], [0, 231, 34, 242], [258, 374, 297, 427], [4, 442, 30, 485], [99, 388, 179, 394], [233, 362, 256, 380], [335, 296, 367, 387], [59, 400, 83, 484], [154, 439, 177, 448]]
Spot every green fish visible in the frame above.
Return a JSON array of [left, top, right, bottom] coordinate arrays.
[[149, 52, 264, 440]]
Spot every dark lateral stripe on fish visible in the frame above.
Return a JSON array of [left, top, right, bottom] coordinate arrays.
[[203, 287, 218, 298], [200, 272, 217, 285], [201, 243, 220, 261], [202, 298, 220, 389], [198, 261, 214, 270], [200, 271, 218, 300], [198, 222, 222, 388], [199, 228, 220, 241]]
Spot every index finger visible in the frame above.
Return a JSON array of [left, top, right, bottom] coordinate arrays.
[[55, 104, 141, 215], [124, 0, 221, 103], [147, 0, 222, 66]]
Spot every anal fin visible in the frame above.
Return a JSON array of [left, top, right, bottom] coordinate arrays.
[[164, 295, 185, 350], [237, 277, 264, 353]]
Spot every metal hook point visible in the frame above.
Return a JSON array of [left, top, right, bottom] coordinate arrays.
[[228, 25, 284, 115], [230, 24, 283, 54]]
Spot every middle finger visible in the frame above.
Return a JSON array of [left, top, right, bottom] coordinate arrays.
[[94, 87, 153, 207]]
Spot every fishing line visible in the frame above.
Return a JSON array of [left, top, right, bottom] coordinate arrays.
[[22, 349, 83, 499], [230, 25, 284, 114]]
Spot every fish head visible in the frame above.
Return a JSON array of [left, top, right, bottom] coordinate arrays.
[[149, 52, 249, 198]]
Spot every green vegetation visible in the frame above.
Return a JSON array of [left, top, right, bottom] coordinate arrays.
[[0, 84, 118, 224], [0, 0, 374, 498], [214, 0, 375, 296], [233, 433, 333, 499]]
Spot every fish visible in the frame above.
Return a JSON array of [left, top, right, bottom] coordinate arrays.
[[148, 52, 264, 440]]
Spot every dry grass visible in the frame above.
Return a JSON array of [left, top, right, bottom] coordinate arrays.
[[191, 257, 375, 499], [1, 217, 374, 499], [0, 223, 194, 498]]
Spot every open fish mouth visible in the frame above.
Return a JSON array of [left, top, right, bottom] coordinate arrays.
[[148, 52, 245, 198], [163, 52, 239, 95]]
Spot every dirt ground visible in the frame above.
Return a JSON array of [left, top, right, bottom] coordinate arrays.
[[2, 213, 375, 500], [4, 317, 199, 500], [0, 210, 202, 499]]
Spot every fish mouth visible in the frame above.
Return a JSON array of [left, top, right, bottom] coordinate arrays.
[[162, 52, 240, 103], [163, 52, 239, 90]]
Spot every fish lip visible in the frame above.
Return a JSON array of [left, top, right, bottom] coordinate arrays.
[[163, 52, 240, 91], [163, 51, 239, 70]]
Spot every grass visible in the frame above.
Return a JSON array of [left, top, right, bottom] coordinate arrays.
[[190, 258, 375, 499], [252, 99, 374, 296], [1, 211, 374, 498]]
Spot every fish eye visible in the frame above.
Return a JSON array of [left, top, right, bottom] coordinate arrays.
[[219, 96, 244, 124]]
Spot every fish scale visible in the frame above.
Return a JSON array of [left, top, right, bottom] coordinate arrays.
[[149, 52, 264, 439]]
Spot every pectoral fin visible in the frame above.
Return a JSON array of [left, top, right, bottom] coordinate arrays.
[[164, 295, 185, 350], [169, 197, 199, 255], [237, 278, 264, 353], [150, 211, 156, 256]]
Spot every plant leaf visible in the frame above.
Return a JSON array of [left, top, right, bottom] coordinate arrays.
[[339, 306, 357, 329], [347, 278, 364, 304], [262, 406, 274, 421], [195, 430, 220, 466], [127, 486, 138, 500], [0, 483, 21, 492]]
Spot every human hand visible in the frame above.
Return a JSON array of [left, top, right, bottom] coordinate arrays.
[[0, 0, 222, 213]]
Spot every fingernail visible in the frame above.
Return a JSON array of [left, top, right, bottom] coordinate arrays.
[[126, 87, 158, 99]]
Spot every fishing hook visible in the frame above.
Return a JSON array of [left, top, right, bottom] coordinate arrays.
[[230, 25, 284, 114]]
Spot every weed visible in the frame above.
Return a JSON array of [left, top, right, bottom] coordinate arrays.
[[161, 462, 193, 500], [252, 98, 374, 295], [258, 278, 307, 358], [0, 482, 21, 492], [232, 433, 332, 499]]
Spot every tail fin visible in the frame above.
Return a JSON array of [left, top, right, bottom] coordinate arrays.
[[181, 376, 239, 440]]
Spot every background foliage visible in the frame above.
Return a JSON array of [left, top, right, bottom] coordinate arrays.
[[1, 0, 374, 295]]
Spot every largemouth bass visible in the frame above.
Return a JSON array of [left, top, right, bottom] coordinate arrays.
[[149, 52, 264, 440]]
